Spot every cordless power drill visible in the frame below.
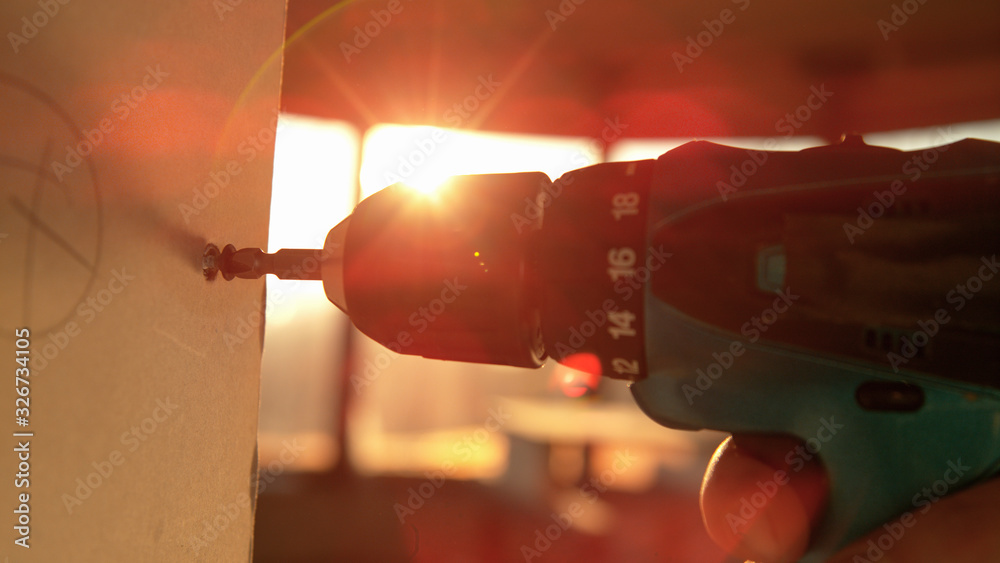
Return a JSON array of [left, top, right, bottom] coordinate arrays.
[[206, 134, 1000, 562]]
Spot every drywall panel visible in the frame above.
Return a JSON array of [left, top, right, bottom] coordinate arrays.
[[0, 1, 286, 560]]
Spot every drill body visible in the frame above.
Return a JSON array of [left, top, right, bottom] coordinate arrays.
[[215, 135, 1000, 561], [628, 137, 1000, 561], [340, 135, 1000, 561]]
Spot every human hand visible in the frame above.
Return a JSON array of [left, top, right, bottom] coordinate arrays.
[[699, 434, 1000, 563]]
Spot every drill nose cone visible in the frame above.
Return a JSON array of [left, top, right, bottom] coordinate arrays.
[[320, 216, 350, 314]]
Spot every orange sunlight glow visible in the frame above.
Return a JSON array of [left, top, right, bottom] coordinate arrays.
[[258, 113, 358, 474], [359, 124, 601, 198]]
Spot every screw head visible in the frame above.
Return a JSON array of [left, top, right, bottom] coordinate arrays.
[[203, 244, 221, 281]]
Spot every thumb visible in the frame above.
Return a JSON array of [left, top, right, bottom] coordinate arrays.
[[700, 434, 828, 563]]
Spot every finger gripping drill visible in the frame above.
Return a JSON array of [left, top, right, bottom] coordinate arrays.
[[208, 135, 1000, 562]]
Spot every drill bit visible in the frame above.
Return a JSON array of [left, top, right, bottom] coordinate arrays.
[[203, 244, 324, 281]]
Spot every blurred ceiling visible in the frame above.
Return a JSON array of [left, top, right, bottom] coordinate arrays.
[[281, 0, 1000, 141]]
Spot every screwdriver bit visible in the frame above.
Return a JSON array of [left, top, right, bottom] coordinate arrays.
[[203, 244, 323, 281]]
